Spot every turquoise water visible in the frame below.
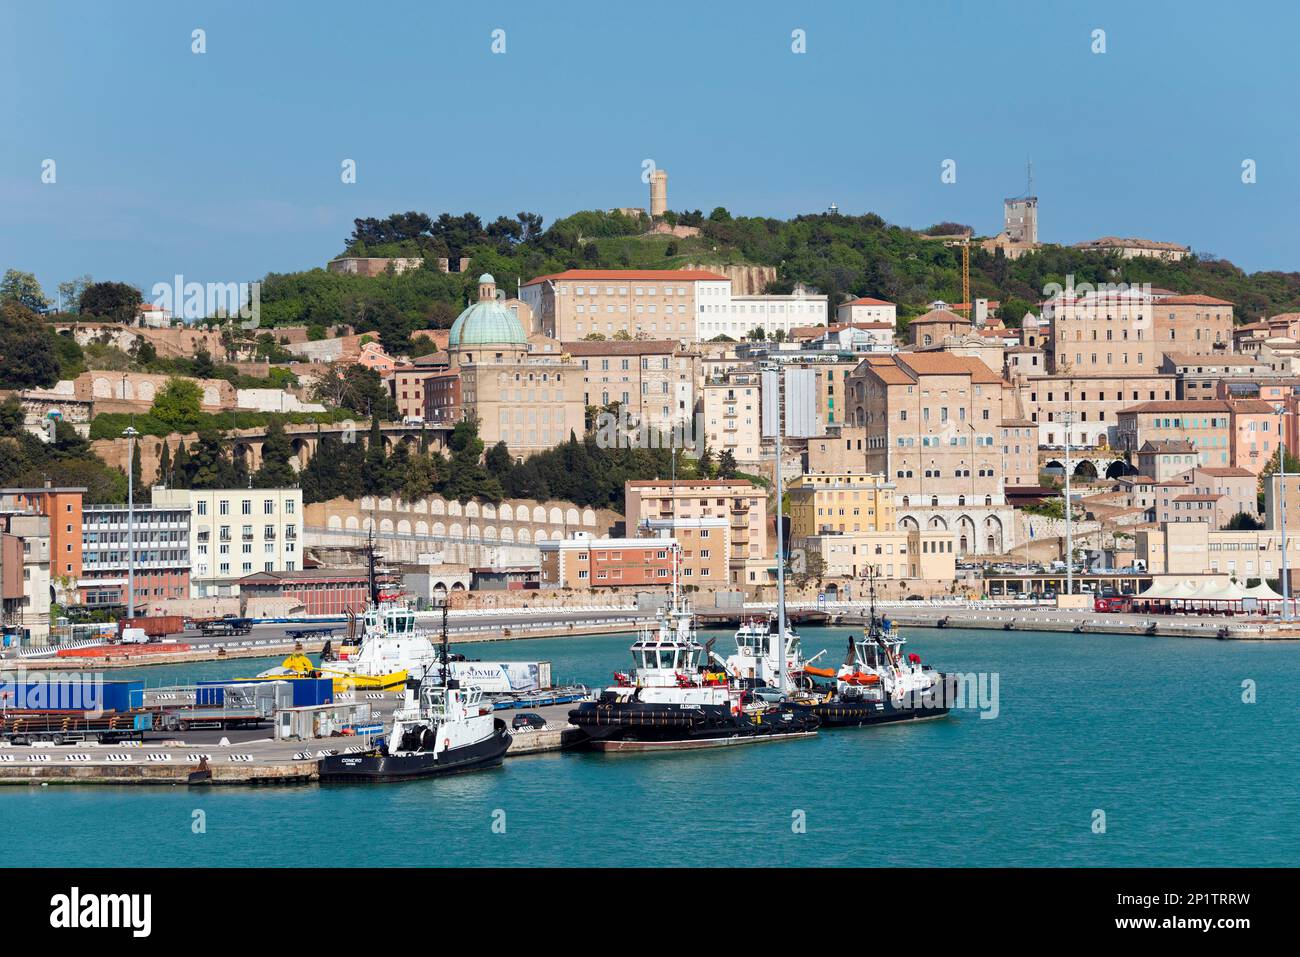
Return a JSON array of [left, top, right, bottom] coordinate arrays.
[[4, 628, 1297, 867]]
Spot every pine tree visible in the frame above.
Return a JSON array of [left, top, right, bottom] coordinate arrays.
[[253, 420, 298, 488]]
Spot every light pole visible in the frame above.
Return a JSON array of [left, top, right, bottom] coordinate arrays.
[[1060, 411, 1074, 596], [1276, 407, 1291, 621], [123, 426, 139, 618]]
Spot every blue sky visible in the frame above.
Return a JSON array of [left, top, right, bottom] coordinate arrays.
[[2, 0, 1298, 300]]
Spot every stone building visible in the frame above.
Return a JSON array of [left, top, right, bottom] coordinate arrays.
[[846, 353, 1016, 556], [564, 339, 699, 434], [449, 274, 586, 456]]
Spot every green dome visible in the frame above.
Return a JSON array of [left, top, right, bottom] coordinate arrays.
[[449, 298, 526, 348]]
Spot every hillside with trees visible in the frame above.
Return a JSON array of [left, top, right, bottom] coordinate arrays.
[[247, 209, 1300, 349]]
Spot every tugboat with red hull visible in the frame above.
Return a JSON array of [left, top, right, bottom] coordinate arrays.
[[568, 546, 819, 753]]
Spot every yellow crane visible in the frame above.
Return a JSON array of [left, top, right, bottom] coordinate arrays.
[[942, 235, 971, 318]]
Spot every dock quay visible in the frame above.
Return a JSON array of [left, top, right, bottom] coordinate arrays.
[[0, 701, 582, 786], [835, 606, 1298, 640]]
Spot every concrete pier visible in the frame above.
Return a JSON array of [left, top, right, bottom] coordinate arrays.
[[0, 702, 583, 786]]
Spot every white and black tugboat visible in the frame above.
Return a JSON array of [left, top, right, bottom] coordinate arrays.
[[319, 608, 511, 782], [568, 547, 820, 752], [795, 581, 957, 728], [726, 613, 825, 696]]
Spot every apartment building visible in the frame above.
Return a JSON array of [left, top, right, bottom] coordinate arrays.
[[0, 486, 84, 592], [1150, 466, 1256, 528], [520, 269, 724, 341], [696, 285, 829, 342], [1150, 296, 1234, 356], [1001, 418, 1039, 487], [787, 472, 894, 539], [388, 352, 450, 421], [1021, 373, 1177, 448], [565, 339, 698, 432], [79, 502, 191, 609], [1163, 353, 1274, 400], [1043, 289, 1156, 374], [1116, 398, 1280, 474], [1137, 523, 1300, 588], [835, 297, 897, 325], [1044, 289, 1234, 375], [624, 479, 768, 586], [700, 372, 763, 467], [1135, 440, 1201, 482], [0, 511, 50, 644], [847, 352, 1016, 556], [538, 534, 677, 589], [151, 486, 302, 597], [799, 528, 957, 583], [804, 426, 869, 475], [519, 269, 828, 343]]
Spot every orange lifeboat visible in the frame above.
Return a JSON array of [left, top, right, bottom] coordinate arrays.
[[842, 672, 881, 686], [803, 665, 838, 678]]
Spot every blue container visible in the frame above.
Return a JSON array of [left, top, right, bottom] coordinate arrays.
[[195, 685, 225, 707], [291, 678, 333, 708], [3, 679, 142, 713]]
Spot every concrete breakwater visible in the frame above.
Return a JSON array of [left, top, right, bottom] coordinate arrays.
[[848, 608, 1297, 640]]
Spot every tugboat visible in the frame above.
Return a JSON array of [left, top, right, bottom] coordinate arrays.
[[568, 546, 820, 752], [319, 608, 510, 782], [796, 579, 957, 727], [726, 613, 825, 695]]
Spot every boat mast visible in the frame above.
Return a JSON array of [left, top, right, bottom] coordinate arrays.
[[366, 531, 380, 606]]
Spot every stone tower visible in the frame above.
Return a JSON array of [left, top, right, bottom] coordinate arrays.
[[649, 169, 668, 217]]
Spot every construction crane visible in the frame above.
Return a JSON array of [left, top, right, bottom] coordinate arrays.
[[942, 234, 971, 319]]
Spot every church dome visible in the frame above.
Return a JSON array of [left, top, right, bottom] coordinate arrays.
[[449, 273, 526, 348]]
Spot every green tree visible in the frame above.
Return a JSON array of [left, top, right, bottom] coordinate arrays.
[[485, 441, 513, 477], [0, 300, 61, 387], [150, 378, 205, 433], [252, 420, 298, 488], [718, 449, 738, 479], [78, 281, 142, 323], [1, 269, 51, 312], [57, 275, 94, 314]]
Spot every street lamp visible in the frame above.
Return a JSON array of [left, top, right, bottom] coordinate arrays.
[[123, 426, 139, 619], [1275, 407, 1291, 621], [1060, 411, 1075, 596]]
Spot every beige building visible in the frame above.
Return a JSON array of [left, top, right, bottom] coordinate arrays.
[[787, 472, 894, 539], [151, 486, 302, 597], [909, 308, 971, 347], [565, 339, 699, 433], [800, 528, 957, 584], [625, 479, 768, 586], [804, 426, 869, 475], [449, 275, 586, 456], [835, 297, 897, 326], [1138, 523, 1299, 588], [700, 371, 764, 468], [1044, 289, 1233, 375], [1073, 237, 1190, 261], [1000, 418, 1039, 487], [847, 353, 1016, 556], [520, 269, 725, 341], [1021, 373, 1177, 449]]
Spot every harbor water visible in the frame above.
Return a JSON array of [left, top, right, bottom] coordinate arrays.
[[3, 627, 1296, 867]]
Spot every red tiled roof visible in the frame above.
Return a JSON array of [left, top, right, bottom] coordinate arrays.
[[842, 297, 895, 307], [522, 269, 727, 286], [1156, 295, 1233, 306]]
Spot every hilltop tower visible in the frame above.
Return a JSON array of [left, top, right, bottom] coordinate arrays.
[[649, 169, 668, 217]]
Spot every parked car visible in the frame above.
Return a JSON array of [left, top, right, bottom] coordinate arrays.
[[512, 713, 546, 731]]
